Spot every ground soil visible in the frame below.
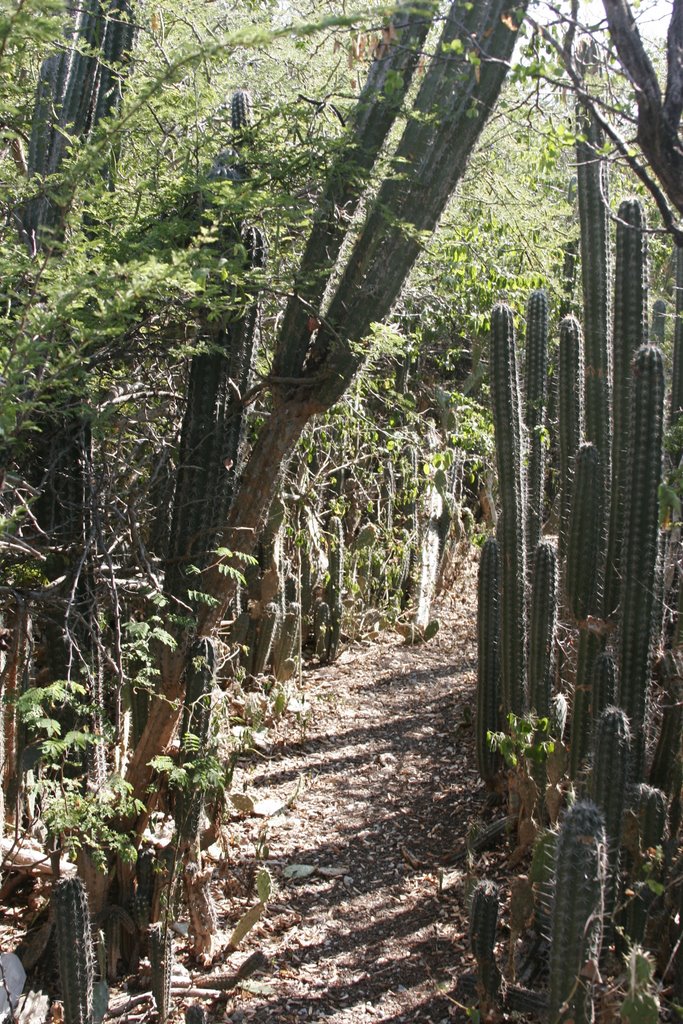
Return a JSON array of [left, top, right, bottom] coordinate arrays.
[[1, 548, 518, 1024], [184, 547, 502, 1024]]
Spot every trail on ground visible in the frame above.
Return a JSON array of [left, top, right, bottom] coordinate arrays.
[[211, 552, 487, 1024]]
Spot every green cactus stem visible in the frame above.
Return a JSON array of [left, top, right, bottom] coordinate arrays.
[[650, 659, 683, 804], [591, 652, 617, 726], [558, 315, 584, 568], [469, 879, 502, 1013], [326, 516, 344, 663], [590, 706, 631, 935], [576, 103, 611, 585], [314, 601, 330, 660], [671, 244, 683, 428], [549, 800, 607, 1024], [605, 198, 648, 619], [476, 536, 501, 786], [149, 923, 173, 1023], [528, 541, 557, 719], [567, 443, 604, 777], [651, 298, 667, 345], [524, 290, 549, 568], [53, 877, 94, 1024], [566, 442, 603, 624], [490, 303, 527, 715], [273, 602, 300, 682], [618, 345, 665, 780]]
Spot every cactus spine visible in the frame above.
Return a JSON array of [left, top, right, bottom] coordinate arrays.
[[528, 541, 557, 719], [671, 244, 683, 427], [476, 536, 501, 786], [651, 298, 667, 345], [576, 103, 611, 585], [605, 199, 648, 619], [565, 443, 603, 777], [469, 879, 502, 1012], [166, 90, 264, 605], [149, 923, 173, 1023], [618, 345, 664, 779], [524, 290, 549, 568], [490, 304, 526, 715], [549, 801, 607, 1024], [591, 652, 617, 726], [558, 316, 584, 567], [590, 706, 631, 931], [53, 877, 94, 1024]]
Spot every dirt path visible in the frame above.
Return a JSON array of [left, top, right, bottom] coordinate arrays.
[[207, 550, 488, 1024]]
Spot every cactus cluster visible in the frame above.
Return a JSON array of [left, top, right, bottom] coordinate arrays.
[[475, 177, 680, 1017], [53, 877, 95, 1024]]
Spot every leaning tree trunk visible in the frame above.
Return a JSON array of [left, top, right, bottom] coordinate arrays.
[[124, 0, 530, 813]]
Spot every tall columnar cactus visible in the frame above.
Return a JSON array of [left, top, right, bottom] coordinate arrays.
[[176, 639, 215, 846], [469, 879, 502, 1013], [650, 668, 683, 805], [618, 345, 664, 780], [625, 783, 668, 945], [490, 304, 527, 715], [549, 800, 607, 1024], [590, 706, 631, 933], [166, 91, 266, 605], [476, 536, 501, 786], [524, 290, 549, 568], [326, 516, 344, 663], [53, 877, 94, 1024], [605, 199, 648, 619], [566, 443, 603, 624], [558, 315, 584, 569], [23, 0, 135, 247], [149, 923, 173, 1023], [671, 244, 683, 428], [528, 540, 557, 719], [273, 602, 300, 682], [576, 104, 611, 582], [651, 298, 667, 345], [251, 602, 280, 677], [566, 444, 603, 778], [591, 652, 617, 725]]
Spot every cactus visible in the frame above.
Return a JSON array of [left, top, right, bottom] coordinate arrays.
[[469, 879, 502, 1012], [624, 784, 668, 946], [273, 602, 300, 681], [618, 345, 664, 780], [671, 244, 683, 428], [251, 602, 280, 677], [231, 88, 253, 131], [650, 667, 683, 802], [314, 601, 330, 660], [566, 444, 604, 777], [149, 923, 173, 1023], [590, 706, 631, 932], [476, 536, 501, 786], [23, 0, 135, 246], [591, 652, 617, 726], [133, 847, 155, 930], [549, 800, 607, 1024], [166, 96, 266, 606], [651, 298, 667, 345], [490, 303, 527, 715], [528, 541, 557, 719], [53, 877, 94, 1024], [576, 103, 611, 577], [326, 516, 344, 663], [524, 290, 549, 568], [558, 315, 584, 567], [566, 443, 603, 624], [176, 639, 215, 846], [604, 199, 648, 619]]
